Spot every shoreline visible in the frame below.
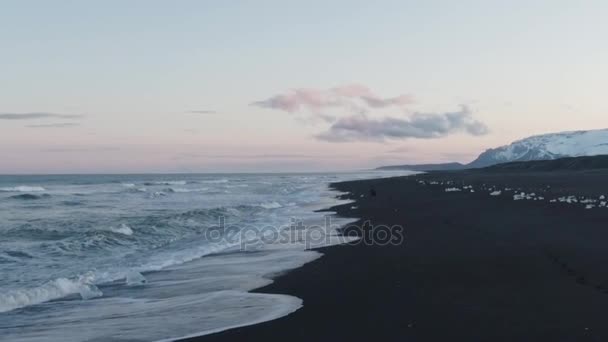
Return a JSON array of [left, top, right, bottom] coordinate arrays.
[[185, 169, 608, 341]]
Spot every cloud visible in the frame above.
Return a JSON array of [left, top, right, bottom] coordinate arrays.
[[176, 153, 320, 160], [251, 84, 413, 113], [186, 110, 217, 114], [0, 112, 83, 120], [26, 123, 80, 128], [42, 146, 120, 153], [316, 105, 488, 142]]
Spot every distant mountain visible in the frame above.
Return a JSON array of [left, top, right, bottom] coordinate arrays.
[[377, 128, 608, 171], [376, 162, 466, 171], [478, 155, 608, 172], [468, 129, 608, 168]]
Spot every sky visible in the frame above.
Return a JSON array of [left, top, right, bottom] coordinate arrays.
[[1, 0, 607, 173]]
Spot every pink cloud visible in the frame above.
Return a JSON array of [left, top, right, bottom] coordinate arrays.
[[251, 84, 413, 113]]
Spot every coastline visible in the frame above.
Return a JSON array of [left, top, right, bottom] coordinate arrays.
[[186, 169, 608, 341]]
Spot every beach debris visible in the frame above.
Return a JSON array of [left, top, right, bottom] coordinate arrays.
[[490, 190, 502, 196], [585, 204, 596, 209], [444, 187, 462, 192], [601, 195, 606, 200]]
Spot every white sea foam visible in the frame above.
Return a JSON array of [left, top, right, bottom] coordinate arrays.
[[0, 186, 46, 192], [169, 187, 208, 193], [125, 271, 147, 286], [260, 201, 282, 209], [108, 224, 134, 236], [150, 191, 168, 198], [490, 190, 502, 196], [201, 179, 229, 184]]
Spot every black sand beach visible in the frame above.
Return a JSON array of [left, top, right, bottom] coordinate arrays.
[[187, 168, 608, 341]]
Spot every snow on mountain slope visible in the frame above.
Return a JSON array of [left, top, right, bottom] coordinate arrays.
[[468, 129, 608, 168]]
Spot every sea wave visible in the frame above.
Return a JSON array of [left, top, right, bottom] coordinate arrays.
[[144, 181, 187, 186], [260, 201, 282, 209], [0, 239, 235, 313], [0, 273, 103, 313], [0, 186, 46, 192], [9, 194, 51, 200], [166, 187, 209, 193], [200, 179, 229, 184]]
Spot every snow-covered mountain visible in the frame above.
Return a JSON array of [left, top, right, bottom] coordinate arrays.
[[468, 129, 608, 168]]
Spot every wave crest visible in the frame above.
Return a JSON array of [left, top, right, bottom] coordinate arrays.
[[0, 186, 46, 192], [0, 273, 102, 313]]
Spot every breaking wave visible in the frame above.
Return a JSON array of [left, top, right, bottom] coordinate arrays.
[[0, 274, 103, 313], [200, 179, 229, 184], [0, 186, 46, 192], [0, 239, 236, 313]]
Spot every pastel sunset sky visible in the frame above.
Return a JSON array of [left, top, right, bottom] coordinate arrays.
[[1, 0, 607, 173]]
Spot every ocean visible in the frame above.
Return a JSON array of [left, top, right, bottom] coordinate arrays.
[[0, 171, 413, 341]]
